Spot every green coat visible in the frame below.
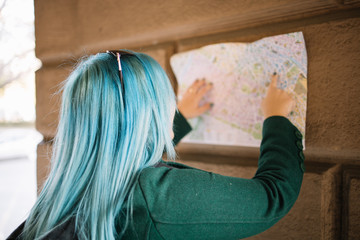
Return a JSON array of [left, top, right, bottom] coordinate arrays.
[[8, 112, 304, 240], [122, 112, 305, 239]]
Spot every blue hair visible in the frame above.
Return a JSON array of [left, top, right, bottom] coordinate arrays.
[[23, 51, 177, 239]]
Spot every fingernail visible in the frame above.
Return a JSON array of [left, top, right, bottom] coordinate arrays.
[[273, 72, 277, 76]]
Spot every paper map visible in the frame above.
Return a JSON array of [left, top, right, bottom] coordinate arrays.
[[170, 32, 307, 147]]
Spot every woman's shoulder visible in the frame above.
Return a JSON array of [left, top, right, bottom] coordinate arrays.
[[136, 160, 214, 201], [138, 160, 209, 183]]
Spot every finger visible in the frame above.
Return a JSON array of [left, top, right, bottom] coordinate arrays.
[[185, 80, 199, 94], [197, 78, 207, 91], [196, 82, 213, 99], [270, 73, 278, 88], [197, 102, 213, 115], [191, 78, 205, 89], [187, 79, 204, 95]]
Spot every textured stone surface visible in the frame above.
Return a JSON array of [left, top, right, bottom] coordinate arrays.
[[35, 67, 71, 139], [346, 170, 360, 239], [34, 0, 78, 62], [321, 165, 342, 239], [36, 141, 52, 193], [304, 18, 360, 156], [75, 0, 337, 47], [35, 0, 360, 58]]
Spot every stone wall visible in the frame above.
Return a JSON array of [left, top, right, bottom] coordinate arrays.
[[34, 0, 360, 239]]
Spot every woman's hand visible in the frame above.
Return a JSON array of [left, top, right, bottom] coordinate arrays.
[[178, 79, 213, 119], [261, 73, 294, 119]]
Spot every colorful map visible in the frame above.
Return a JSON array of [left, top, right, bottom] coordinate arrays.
[[170, 32, 307, 147]]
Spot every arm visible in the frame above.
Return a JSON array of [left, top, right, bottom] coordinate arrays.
[[172, 110, 192, 146], [145, 74, 302, 239], [139, 116, 304, 239]]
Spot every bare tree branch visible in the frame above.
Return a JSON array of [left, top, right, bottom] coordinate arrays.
[[0, 0, 37, 89], [0, 0, 7, 12]]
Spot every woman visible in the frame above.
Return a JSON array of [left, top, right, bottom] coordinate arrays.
[[8, 50, 304, 239]]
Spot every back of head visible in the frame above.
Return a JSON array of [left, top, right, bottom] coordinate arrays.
[[23, 51, 176, 239]]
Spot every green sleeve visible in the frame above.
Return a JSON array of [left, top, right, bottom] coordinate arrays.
[[172, 110, 192, 146], [139, 116, 304, 239]]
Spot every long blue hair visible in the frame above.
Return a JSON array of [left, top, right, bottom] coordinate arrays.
[[23, 51, 177, 239]]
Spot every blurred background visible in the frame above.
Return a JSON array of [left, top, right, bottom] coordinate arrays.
[[0, 0, 42, 238]]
